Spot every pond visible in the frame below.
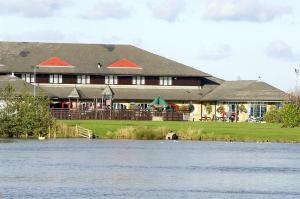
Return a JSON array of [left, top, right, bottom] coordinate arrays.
[[0, 140, 299, 199]]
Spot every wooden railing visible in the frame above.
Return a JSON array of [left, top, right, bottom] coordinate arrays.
[[51, 109, 190, 121], [75, 125, 93, 139]]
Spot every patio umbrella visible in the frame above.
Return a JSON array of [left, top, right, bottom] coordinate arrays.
[[149, 96, 172, 110]]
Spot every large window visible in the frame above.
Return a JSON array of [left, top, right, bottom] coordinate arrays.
[[250, 102, 267, 118], [113, 103, 127, 110], [77, 75, 90, 84], [21, 73, 35, 83], [105, 75, 118, 85], [49, 74, 62, 84], [132, 76, 145, 85], [159, 77, 172, 86]]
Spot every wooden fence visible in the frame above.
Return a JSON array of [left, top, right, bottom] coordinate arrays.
[[75, 125, 94, 139], [51, 109, 190, 121]]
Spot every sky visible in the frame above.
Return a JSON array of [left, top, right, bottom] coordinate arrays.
[[0, 0, 299, 91]]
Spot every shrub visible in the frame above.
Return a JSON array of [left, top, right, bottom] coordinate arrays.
[[217, 105, 225, 114], [264, 106, 282, 123], [179, 105, 189, 111], [188, 104, 195, 112], [205, 104, 212, 114], [279, 103, 300, 128], [239, 104, 247, 113]]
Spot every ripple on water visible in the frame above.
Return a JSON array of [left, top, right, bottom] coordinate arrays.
[[0, 140, 299, 199]]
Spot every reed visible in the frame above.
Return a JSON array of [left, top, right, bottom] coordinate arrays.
[[49, 121, 79, 138]]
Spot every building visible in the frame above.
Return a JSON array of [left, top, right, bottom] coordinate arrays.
[[0, 41, 286, 121]]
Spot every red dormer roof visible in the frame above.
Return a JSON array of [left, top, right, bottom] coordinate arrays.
[[108, 58, 141, 69], [38, 57, 73, 67]]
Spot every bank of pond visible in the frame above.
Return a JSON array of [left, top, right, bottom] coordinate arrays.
[[61, 120, 300, 143], [1, 121, 299, 143]]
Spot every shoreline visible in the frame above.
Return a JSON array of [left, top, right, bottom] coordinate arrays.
[[2, 120, 299, 144], [1, 137, 299, 144]]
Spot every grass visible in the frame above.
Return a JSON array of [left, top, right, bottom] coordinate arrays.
[[62, 120, 300, 142]]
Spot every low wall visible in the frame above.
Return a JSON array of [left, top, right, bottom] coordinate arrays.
[[51, 109, 190, 121]]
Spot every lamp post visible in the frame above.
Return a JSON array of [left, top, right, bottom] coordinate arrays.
[[32, 65, 39, 97], [295, 67, 300, 103]]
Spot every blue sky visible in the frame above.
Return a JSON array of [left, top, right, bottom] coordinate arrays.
[[0, 0, 299, 91]]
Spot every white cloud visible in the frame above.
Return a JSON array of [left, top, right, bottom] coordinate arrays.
[[198, 44, 231, 60], [0, 0, 70, 18], [83, 0, 132, 20], [266, 41, 300, 61], [206, 0, 291, 22], [147, 0, 186, 22], [0, 30, 70, 43]]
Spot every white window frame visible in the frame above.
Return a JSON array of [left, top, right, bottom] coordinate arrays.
[[49, 74, 62, 84], [105, 75, 118, 85], [159, 76, 172, 86], [132, 76, 145, 85], [21, 73, 35, 83], [77, 75, 90, 84]]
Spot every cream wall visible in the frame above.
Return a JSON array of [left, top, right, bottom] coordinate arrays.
[[112, 100, 282, 122]]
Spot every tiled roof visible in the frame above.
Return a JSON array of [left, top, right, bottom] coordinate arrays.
[[0, 41, 210, 77], [202, 80, 286, 101]]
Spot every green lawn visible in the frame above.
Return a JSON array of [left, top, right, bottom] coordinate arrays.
[[62, 120, 300, 142]]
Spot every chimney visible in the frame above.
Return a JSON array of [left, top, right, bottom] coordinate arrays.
[[97, 63, 102, 69]]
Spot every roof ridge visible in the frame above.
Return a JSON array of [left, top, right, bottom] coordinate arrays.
[[0, 41, 132, 47]]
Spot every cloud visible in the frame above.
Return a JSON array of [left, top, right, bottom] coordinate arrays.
[[206, 0, 291, 22], [147, 0, 186, 22], [266, 41, 300, 61], [0, 0, 70, 18], [83, 0, 132, 20], [198, 44, 231, 60], [0, 30, 71, 43]]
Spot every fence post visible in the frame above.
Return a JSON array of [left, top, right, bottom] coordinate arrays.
[[75, 124, 78, 135], [48, 126, 51, 139]]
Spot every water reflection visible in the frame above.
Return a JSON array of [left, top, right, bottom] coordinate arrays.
[[0, 140, 299, 199]]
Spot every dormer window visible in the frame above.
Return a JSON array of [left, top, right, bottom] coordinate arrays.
[[77, 75, 90, 84], [49, 74, 62, 84], [105, 75, 118, 85], [132, 76, 145, 85], [159, 77, 172, 86], [21, 73, 35, 83]]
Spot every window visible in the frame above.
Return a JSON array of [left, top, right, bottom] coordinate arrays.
[[105, 75, 118, 85], [21, 73, 35, 83], [49, 74, 62, 84], [250, 102, 267, 118], [132, 76, 145, 85], [140, 103, 149, 110], [77, 75, 90, 84], [113, 103, 127, 110], [159, 77, 172, 86]]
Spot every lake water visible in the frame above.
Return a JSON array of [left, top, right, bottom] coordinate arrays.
[[0, 140, 299, 199]]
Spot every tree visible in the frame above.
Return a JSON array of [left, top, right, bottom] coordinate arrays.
[[0, 85, 53, 138], [280, 103, 300, 128]]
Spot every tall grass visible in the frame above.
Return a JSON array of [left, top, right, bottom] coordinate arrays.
[[109, 126, 169, 140], [107, 126, 233, 141], [49, 121, 79, 138], [62, 120, 300, 143]]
